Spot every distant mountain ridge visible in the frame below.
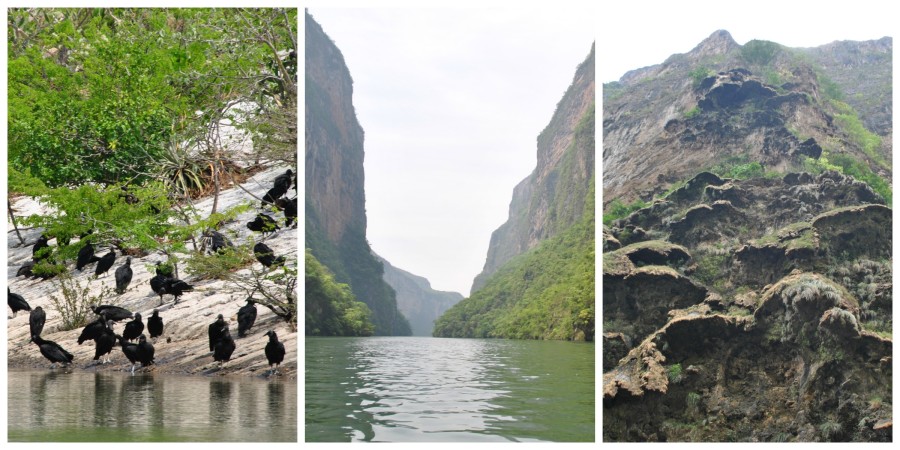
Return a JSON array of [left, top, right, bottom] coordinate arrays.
[[376, 255, 463, 336]]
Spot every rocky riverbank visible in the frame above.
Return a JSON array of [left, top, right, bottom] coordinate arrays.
[[7, 165, 298, 380]]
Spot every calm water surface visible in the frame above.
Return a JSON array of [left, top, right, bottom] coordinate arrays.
[[8, 369, 297, 442], [305, 336, 594, 442]]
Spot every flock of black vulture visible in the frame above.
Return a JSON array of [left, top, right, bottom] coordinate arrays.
[[8, 168, 296, 376]]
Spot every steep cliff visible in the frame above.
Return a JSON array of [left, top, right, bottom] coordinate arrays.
[[305, 11, 410, 336], [602, 31, 892, 442], [435, 44, 595, 341], [376, 255, 463, 336], [472, 44, 596, 293], [603, 30, 891, 206]]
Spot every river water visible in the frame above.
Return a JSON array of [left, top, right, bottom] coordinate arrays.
[[305, 336, 595, 442], [7, 369, 297, 442]]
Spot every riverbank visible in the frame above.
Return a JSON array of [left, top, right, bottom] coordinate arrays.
[[7, 165, 297, 380]]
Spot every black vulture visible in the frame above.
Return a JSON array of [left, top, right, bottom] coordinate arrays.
[[150, 273, 170, 304], [147, 309, 164, 338], [247, 213, 280, 236], [33, 234, 51, 261], [261, 186, 286, 207], [274, 197, 297, 228], [115, 257, 133, 294], [136, 334, 155, 369], [8, 288, 31, 316], [208, 314, 228, 351], [32, 334, 74, 368], [164, 278, 194, 304], [264, 330, 286, 375], [93, 327, 116, 364], [213, 330, 236, 367], [237, 298, 257, 338], [95, 249, 116, 277], [253, 242, 286, 268], [78, 315, 109, 345], [29, 306, 46, 338], [92, 304, 133, 322], [273, 169, 293, 194], [17, 261, 35, 278], [205, 230, 233, 254], [123, 313, 144, 342], [117, 334, 140, 374], [76, 242, 100, 271]]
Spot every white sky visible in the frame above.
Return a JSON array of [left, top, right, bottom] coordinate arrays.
[[308, 5, 596, 295]]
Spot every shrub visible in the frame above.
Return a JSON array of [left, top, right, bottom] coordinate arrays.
[[603, 198, 648, 226], [667, 363, 683, 383], [48, 273, 118, 331], [741, 40, 781, 66]]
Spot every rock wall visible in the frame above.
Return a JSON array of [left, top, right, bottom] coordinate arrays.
[[471, 44, 595, 292], [603, 30, 892, 205], [304, 12, 411, 336], [377, 255, 463, 336], [304, 12, 366, 244]]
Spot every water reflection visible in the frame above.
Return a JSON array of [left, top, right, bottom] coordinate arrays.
[[305, 337, 594, 442], [8, 369, 297, 442]]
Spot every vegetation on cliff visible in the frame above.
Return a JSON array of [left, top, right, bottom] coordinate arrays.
[[433, 178, 594, 340], [305, 250, 374, 336], [603, 31, 891, 442], [304, 11, 411, 336]]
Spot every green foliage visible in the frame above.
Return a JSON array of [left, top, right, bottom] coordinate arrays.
[[803, 152, 892, 205], [603, 198, 647, 226], [693, 253, 729, 287], [817, 73, 845, 102], [8, 8, 297, 187], [667, 363, 683, 383], [707, 155, 778, 181], [12, 168, 177, 260], [305, 249, 374, 337], [829, 100, 888, 169], [725, 161, 764, 180], [819, 420, 843, 441], [741, 40, 781, 66], [183, 241, 254, 281], [686, 391, 701, 410], [433, 179, 595, 341], [688, 67, 712, 89], [48, 272, 117, 331], [683, 106, 700, 119]]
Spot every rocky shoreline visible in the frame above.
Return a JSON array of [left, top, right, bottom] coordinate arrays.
[[7, 165, 298, 381]]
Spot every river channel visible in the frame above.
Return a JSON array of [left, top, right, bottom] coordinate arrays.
[[305, 336, 594, 442]]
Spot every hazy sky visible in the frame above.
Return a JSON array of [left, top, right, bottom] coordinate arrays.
[[308, 6, 596, 295]]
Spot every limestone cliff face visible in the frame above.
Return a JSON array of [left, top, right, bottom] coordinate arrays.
[[305, 12, 410, 336], [305, 12, 366, 244], [376, 255, 463, 336], [603, 30, 892, 205], [602, 30, 892, 442], [472, 44, 595, 292]]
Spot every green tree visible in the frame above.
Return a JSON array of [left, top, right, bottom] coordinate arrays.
[[305, 249, 375, 336]]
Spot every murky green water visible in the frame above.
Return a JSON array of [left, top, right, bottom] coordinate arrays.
[[305, 336, 595, 442], [7, 369, 297, 442]]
